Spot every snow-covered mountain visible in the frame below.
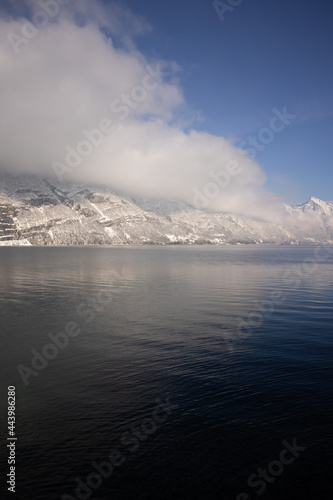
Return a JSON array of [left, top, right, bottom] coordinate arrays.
[[0, 175, 332, 246], [285, 196, 333, 216]]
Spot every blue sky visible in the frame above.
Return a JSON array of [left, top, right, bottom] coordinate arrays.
[[115, 0, 333, 202]]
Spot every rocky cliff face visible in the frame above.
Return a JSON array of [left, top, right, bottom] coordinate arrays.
[[0, 175, 332, 246]]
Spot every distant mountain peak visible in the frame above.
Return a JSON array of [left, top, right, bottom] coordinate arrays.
[[308, 196, 328, 205], [298, 196, 322, 206], [290, 197, 333, 217]]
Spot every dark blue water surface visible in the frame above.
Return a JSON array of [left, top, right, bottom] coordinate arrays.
[[0, 246, 332, 500]]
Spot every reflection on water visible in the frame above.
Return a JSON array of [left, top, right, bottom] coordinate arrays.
[[0, 246, 332, 500]]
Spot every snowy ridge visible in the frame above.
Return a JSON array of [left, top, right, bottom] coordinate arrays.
[[285, 197, 333, 216]]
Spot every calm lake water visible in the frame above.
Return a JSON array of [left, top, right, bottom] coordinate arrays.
[[1, 246, 332, 500]]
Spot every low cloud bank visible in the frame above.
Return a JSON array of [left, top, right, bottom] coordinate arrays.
[[0, 0, 285, 220]]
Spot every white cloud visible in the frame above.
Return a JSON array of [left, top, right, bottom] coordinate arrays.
[[0, 0, 284, 220]]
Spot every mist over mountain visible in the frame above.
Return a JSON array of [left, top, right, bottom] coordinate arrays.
[[0, 1, 332, 233]]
